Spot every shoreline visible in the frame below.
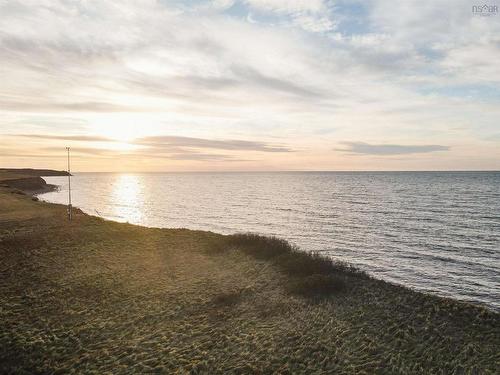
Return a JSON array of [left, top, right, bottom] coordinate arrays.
[[1, 174, 499, 373], [0, 169, 67, 196], [1, 177, 58, 197], [9, 173, 500, 313], [35, 177, 498, 313], [28, 183, 59, 196]]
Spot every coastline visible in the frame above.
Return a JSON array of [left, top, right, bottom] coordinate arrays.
[[0, 169, 66, 196], [1, 175, 499, 373], [0, 177, 58, 196]]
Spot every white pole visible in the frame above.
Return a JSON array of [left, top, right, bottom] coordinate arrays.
[[66, 147, 72, 221]]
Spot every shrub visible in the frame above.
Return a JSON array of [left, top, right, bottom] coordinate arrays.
[[287, 274, 346, 296], [276, 251, 335, 277], [227, 233, 366, 276], [217, 233, 368, 297], [204, 236, 230, 255], [225, 233, 293, 260]]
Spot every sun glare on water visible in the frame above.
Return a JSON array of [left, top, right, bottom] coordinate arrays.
[[111, 174, 144, 223]]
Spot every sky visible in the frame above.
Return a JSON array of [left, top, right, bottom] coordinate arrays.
[[1, 0, 499, 172]]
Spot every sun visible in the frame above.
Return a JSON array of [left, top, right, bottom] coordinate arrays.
[[87, 115, 162, 144], [92, 123, 139, 143], [84, 122, 142, 152]]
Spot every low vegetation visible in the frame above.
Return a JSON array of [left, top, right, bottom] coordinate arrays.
[[217, 233, 366, 297], [287, 274, 346, 296], [1, 180, 499, 374]]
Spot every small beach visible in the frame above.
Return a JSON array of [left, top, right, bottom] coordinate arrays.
[[1, 175, 498, 374]]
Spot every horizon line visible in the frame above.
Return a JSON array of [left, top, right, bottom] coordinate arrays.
[[48, 169, 500, 173]]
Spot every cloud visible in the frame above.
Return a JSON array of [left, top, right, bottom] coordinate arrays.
[[137, 135, 293, 152], [1, 100, 154, 113], [12, 133, 293, 154], [336, 142, 449, 155], [245, 0, 336, 32], [1, 141, 251, 162], [14, 134, 115, 142], [230, 65, 324, 98], [153, 152, 246, 161], [0, 0, 499, 170], [245, 0, 324, 13], [39, 146, 249, 162], [41, 146, 117, 155], [40, 146, 238, 161], [123, 63, 323, 102]]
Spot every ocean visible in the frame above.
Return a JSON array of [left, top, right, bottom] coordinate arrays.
[[40, 172, 500, 310]]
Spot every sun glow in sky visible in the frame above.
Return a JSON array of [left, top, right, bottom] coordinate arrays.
[[91, 126, 138, 144], [1, 0, 499, 171], [88, 120, 153, 143]]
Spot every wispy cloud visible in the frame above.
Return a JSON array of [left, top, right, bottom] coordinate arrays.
[[13, 133, 292, 152], [336, 142, 449, 155], [9, 133, 292, 165], [152, 152, 247, 162], [1, 0, 499, 171], [40, 146, 244, 162], [41, 146, 118, 155], [245, 0, 336, 32], [137, 135, 292, 152], [1, 100, 154, 113], [14, 134, 114, 142], [230, 65, 324, 98]]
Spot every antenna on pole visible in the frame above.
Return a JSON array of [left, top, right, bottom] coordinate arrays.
[[66, 147, 72, 221]]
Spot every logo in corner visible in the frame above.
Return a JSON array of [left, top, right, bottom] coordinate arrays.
[[472, 4, 499, 16]]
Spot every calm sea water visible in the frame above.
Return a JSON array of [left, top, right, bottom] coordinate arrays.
[[41, 172, 500, 310]]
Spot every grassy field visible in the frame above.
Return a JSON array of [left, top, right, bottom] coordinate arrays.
[[0, 183, 499, 374]]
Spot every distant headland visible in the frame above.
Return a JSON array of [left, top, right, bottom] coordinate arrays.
[[0, 168, 70, 177], [0, 168, 69, 195]]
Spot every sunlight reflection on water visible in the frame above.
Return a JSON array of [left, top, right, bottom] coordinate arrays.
[[111, 174, 144, 223]]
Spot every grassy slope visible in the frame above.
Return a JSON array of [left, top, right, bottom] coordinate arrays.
[[0, 187, 499, 374], [0, 171, 32, 181]]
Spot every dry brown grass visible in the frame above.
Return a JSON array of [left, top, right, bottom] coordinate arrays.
[[1, 186, 499, 374]]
